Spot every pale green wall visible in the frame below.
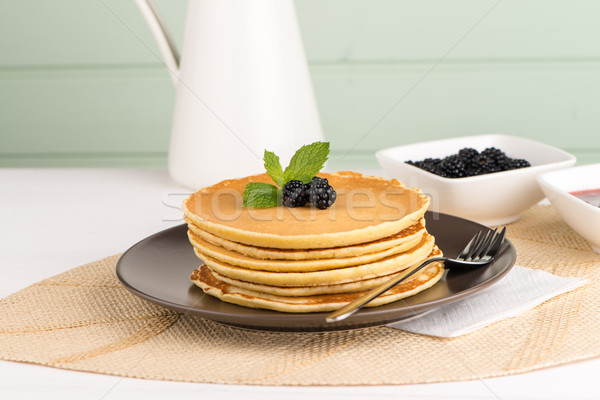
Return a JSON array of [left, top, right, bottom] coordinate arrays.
[[1, 0, 600, 169]]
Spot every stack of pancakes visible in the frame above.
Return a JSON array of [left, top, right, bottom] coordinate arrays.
[[183, 171, 443, 313]]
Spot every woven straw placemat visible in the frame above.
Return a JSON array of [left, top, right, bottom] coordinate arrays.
[[1, 205, 599, 385]]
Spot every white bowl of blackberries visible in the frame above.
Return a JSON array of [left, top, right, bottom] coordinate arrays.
[[537, 164, 600, 254], [375, 134, 576, 226]]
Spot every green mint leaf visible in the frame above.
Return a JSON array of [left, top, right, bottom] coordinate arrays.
[[283, 141, 330, 184], [243, 182, 280, 208], [263, 150, 284, 187]]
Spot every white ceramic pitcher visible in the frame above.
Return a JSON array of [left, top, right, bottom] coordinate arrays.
[[135, 0, 324, 189]]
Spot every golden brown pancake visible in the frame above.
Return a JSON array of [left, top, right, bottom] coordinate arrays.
[[190, 262, 444, 313], [183, 171, 430, 249], [193, 233, 436, 287], [204, 246, 443, 296], [186, 226, 425, 272], [185, 217, 427, 260]]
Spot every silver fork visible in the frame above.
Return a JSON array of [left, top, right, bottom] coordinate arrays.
[[325, 227, 507, 323]]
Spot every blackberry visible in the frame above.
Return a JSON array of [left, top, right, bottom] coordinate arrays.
[[307, 176, 337, 209], [407, 158, 441, 175], [458, 148, 479, 164], [281, 180, 308, 207], [307, 176, 329, 187], [477, 154, 501, 174], [439, 155, 467, 178], [455, 148, 479, 175], [510, 158, 531, 169], [481, 147, 508, 163], [482, 148, 514, 172]]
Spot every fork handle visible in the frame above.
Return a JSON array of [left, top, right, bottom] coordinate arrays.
[[325, 257, 445, 323]]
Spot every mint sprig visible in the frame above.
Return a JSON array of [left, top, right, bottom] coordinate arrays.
[[242, 182, 280, 208], [263, 150, 284, 187], [283, 142, 330, 184], [243, 141, 330, 208]]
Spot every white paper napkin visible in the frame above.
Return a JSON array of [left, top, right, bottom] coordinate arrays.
[[388, 266, 588, 337]]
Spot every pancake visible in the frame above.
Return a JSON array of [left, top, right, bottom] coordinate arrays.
[[193, 233, 436, 287], [187, 226, 425, 272], [206, 246, 443, 296], [183, 171, 430, 249], [190, 262, 444, 313], [185, 217, 427, 260]]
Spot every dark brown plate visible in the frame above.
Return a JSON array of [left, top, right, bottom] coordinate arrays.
[[116, 212, 516, 332]]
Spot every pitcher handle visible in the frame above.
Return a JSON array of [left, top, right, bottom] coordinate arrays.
[[134, 0, 180, 85]]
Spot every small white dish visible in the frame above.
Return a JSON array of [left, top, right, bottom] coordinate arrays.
[[537, 164, 600, 254], [376, 134, 576, 226]]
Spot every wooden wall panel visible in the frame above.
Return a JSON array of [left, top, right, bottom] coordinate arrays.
[[1, 0, 599, 168]]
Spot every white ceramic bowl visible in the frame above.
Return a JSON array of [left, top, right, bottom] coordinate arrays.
[[537, 164, 600, 254], [375, 134, 576, 226]]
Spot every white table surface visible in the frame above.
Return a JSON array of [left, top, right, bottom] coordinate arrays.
[[1, 168, 599, 400]]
